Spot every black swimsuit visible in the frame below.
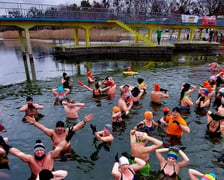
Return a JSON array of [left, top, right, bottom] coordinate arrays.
[[160, 163, 177, 178]]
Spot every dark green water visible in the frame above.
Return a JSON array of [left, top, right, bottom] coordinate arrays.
[[0, 40, 223, 179]]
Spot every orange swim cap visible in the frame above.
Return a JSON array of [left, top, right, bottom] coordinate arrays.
[[113, 106, 120, 113], [144, 111, 153, 119], [154, 84, 160, 91]]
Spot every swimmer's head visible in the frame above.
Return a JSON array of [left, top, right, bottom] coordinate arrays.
[[137, 78, 144, 84], [26, 96, 33, 102], [55, 121, 65, 134], [113, 106, 120, 113], [163, 107, 171, 116], [34, 140, 46, 160], [172, 107, 181, 114], [203, 89, 210, 96], [63, 72, 67, 78], [56, 121, 65, 128], [104, 124, 112, 133], [144, 111, 153, 120], [87, 71, 92, 77], [154, 84, 161, 91], [39, 169, 54, 180], [135, 131, 147, 143], [57, 86, 64, 92], [119, 156, 129, 166], [201, 173, 216, 180], [131, 87, 140, 97], [167, 151, 178, 160], [183, 83, 190, 91]]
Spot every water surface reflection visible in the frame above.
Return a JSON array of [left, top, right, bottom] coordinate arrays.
[[0, 40, 223, 180]]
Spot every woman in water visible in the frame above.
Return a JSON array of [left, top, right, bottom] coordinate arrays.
[[111, 153, 146, 180], [156, 146, 189, 179], [134, 111, 159, 135], [52, 86, 70, 105], [195, 89, 210, 116], [79, 81, 110, 97], [179, 83, 196, 113], [61, 72, 73, 89], [206, 110, 224, 138]]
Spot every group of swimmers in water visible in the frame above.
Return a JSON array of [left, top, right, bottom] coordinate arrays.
[[0, 65, 224, 179]]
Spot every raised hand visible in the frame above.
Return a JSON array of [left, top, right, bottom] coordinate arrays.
[[66, 127, 75, 142]]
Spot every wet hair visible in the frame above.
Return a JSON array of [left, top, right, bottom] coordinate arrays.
[[180, 83, 191, 100], [172, 107, 181, 114], [26, 96, 33, 102], [131, 87, 140, 97], [95, 82, 100, 89], [137, 78, 144, 84], [56, 121, 65, 128], [39, 169, 54, 180], [63, 72, 67, 78]]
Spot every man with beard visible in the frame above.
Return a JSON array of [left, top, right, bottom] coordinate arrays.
[[25, 114, 93, 153], [0, 127, 75, 180], [20, 96, 43, 119]]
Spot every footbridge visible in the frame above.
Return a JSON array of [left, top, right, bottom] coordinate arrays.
[[0, 2, 224, 56]]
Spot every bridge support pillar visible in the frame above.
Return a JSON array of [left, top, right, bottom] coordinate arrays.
[[84, 27, 90, 47], [74, 28, 79, 46], [189, 28, 195, 41], [148, 28, 153, 41], [18, 29, 26, 56], [198, 29, 203, 40], [24, 27, 36, 81], [177, 29, 182, 41]]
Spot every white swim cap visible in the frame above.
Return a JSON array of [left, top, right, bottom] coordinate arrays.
[[119, 156, 129, 166]]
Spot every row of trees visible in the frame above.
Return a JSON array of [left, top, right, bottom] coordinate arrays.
[[82, 0, 224, 16], [6, 0, 224, 19]]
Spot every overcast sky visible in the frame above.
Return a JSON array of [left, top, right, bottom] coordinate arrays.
[[0, 0, 97, 6]]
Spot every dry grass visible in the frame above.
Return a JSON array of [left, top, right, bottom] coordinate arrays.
[[0, 28, 132, 42]]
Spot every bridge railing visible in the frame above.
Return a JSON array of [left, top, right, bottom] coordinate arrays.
[[0, 1, 223, 26]]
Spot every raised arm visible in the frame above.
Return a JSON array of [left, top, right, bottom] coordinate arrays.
[[82, 84, 94, 92], [33, 103, 44, 109], [143, 134, 163, 153], [74, 103, 85, 111], [64, 88, 70, 96], [177, 149, 190, 168], [9, 147, 32, 163], [52, 89, 58, 96], [155, 148, 168, 164], [19, 104, 28, 112], [188, 169, 203, 180], [25, 116, 54, 137], [72, 113, 93, 131], [94, 131, 114, 143], [130, 157, 146, 172]]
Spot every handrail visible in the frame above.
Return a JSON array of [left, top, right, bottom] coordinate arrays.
[[0, 1, 223, 26]]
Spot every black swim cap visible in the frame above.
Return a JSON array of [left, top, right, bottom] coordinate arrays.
[[26, 96, 33, 101], [172, 107, 181, 113], [56, 121, 65, 128]]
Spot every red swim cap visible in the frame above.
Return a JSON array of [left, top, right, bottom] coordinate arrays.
[[154, 84, 160, 91]]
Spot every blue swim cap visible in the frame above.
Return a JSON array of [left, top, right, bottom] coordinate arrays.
[[57, 86, 64, 92]]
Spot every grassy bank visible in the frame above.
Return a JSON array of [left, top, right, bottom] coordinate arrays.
[[0, 28, 132, 42]]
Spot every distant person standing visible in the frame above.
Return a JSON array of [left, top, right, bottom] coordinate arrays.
[[156, 27, 162, 45], [209, 28, 214, 43]]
